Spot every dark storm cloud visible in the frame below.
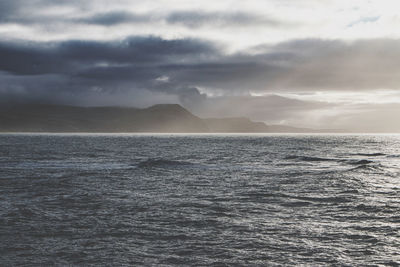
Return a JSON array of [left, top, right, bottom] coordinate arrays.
[[0, 37, 217, 76], [0, 71, 186, 107], [0, 72, 90, 105], [0, 36, 216, 106], [1, 36, 400, 107], [57, 37, 216, 64]]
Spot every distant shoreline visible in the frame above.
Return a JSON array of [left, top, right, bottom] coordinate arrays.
[[1, 132, 399, 135]]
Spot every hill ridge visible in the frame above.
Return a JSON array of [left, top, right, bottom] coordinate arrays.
[[0, 103, 320, 133]]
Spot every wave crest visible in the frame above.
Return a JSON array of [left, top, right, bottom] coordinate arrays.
[[354, 153, 386, 157], [284, 155, 335, 162], [137, 158, 194, 168]]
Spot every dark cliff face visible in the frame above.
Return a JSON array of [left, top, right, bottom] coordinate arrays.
[[0, 104, 209, 132]]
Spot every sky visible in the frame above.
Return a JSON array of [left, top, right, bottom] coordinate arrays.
[[1, 0, 400, 131]]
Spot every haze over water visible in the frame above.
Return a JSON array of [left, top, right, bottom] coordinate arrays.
[[1, 134, 399, 266]]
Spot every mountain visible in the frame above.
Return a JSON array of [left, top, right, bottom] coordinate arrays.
[[0, 104, 208, 132], [0, 103, 319, 133]]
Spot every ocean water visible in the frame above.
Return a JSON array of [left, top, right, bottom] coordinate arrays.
[[0, 134, 399, 266]]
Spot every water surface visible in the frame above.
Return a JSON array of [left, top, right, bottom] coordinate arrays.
[[0, 134, 399, 266]]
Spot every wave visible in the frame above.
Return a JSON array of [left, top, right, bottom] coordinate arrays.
[[283, 154, 390, 175], [387, 154, 400, 158], [350, 164, 383, 172], [353, 204, 397, 213], [347, 159, 374, 165], [281, 201, 312, 207], [137, 158, 194, 168], [284, 155, 336, 162], [242, 192, 352, 204], [353, 153, 386, 157], [285, 154, 379, 166], [290, 195, 351, 203]]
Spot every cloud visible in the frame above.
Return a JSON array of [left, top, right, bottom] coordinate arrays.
[[0, 36, 215, 107], [0, 0, 288, 32], [79, 11, 156, 26], [1, 34, 400, 130], [0, 36, 217, 76], [78, 10, 285, 29], [0, 0, 84, 23], [1, 37, 400, 103], [0, 0, 286, 29], [0, 71, 183, 107], [266, 38, 400, 90], [0, 0, 23, 18], [165, 38, 400, 92], [1, 0, 400, 50], [165, 11, 282, 28]]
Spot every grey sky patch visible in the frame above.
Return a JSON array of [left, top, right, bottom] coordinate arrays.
[[0, 0, 86, 24], [166, 11, 282, 28], [347, 16, 380, 27], [80, 11, 156, 25], [0, 1, 17, 21]]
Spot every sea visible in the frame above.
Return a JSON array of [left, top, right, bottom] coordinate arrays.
[[0, 133, 399, 266]]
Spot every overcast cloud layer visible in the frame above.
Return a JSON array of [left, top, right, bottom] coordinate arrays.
[[1, 0, 400, 131]]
